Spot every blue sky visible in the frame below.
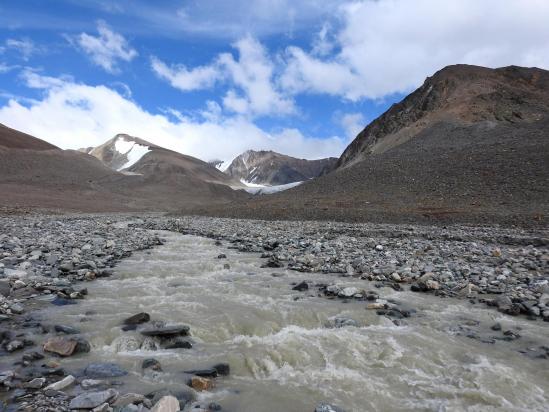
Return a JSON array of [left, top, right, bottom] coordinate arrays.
[[0, 0, 548, 162]]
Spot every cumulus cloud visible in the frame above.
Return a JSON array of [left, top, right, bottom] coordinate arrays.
[[153, 36, 294, 117], [218, 36, 295, 116], [0, 72, 346, 162], [69, 20, 138, 73], [282, 0, 549, 100], [150, 56, 221, 91]]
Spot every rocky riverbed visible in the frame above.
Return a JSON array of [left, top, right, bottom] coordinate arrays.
[[0, 214, 548, 411]]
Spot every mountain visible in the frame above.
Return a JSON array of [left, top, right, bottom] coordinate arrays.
[[224, 150, 338, 186], [336, 64, 549, 169], [185, 65, 549, 225], [0, 127, 245, 212], [88, 134, 242, 188]]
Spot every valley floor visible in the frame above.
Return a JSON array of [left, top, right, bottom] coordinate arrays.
[[0, 214, 548, 411]]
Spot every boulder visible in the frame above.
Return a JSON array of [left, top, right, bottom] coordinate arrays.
[[69, 389, 118, 409], [123, 312, 150, 325]]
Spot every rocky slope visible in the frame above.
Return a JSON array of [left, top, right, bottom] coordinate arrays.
[[186, 65, 549, 225], [224, 150, 337, 185], [336, 64, 549, 169]]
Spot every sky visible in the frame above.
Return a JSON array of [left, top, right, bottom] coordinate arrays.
[[0, 0, 548, 163]]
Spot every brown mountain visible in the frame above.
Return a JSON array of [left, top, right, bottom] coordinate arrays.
[[186, 65, 549, 225], [0, 127, 245, 213], [225, 150, 337, 185]]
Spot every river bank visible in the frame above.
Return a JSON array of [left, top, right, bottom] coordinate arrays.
[[0, 214, 548, 411]]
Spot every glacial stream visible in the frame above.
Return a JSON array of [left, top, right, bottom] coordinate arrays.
[[37, 230, 549, 411]]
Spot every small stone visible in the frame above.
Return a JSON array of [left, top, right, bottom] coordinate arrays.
[[390, 273, 401, 282], [112, 393, 147, 407], [315, 402, 346, 412], [375, 245, 384, 251], [142, 358, 162, 371], [6, 339, 24, 352], [54, 325, 81, 334], [45, 375, 75, 391], [212, 362, 230, 376], [367, 302, 387, 310], [190, 376, 213, 391], [140, 325, 190, 338], [92, 403, 111, 412], [425, 279, 440, 290], [217, 254, 226, 259], [490, 323, 502, 331], [23, 377, 46, 389], [151, 395, 180, 412], [81, 379, 104, 389], [338, 287, 359, 298], [292, 281, 309, 291], [85, 363, 128, 379]]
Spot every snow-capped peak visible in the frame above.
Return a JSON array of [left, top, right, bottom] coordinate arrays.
[[114, 136, 151, 171]]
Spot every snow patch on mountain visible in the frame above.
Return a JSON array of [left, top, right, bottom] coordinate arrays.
[[241, 180, 302, 195], [114, 136, 151, 171]]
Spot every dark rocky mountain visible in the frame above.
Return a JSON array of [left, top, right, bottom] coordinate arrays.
[[336, 64, 549, 169], [225, 150, 337, 185], [185, 65, 549, 225], [0, 126, 245, 212]]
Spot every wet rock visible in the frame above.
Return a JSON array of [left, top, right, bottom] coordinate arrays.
[[292, 281, 309, 291], [51, 297, 77, 306], [151, 395, 179, 412], [315, 403, 346, 412], [338, 287, 360, 298], [113, 335, 142, 352], [217, 254, 227, 259], [54, 324, 81, 334], [45, 375, 75, 391], [212, 363, 230, 376], [23, 377, 46, 389], [164, 337, 192, 349], [143, 358, 162, 371], [190, 376, 213, 391], [333, 317, 359, 328], [5, 339, 24, 352], [43, 337, 78, 356], [85, 363, 128, 379], [112, 393, 148, 408], [184, 368, 218, 378], [123, 312, 150, 325], [140, 325, 190, 338], [490, 322, 502, 331], [81, 379, 105, 389], [69, 388, 118, 409]]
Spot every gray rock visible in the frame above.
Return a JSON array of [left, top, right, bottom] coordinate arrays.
[[315, 403, 346, 412], [69, 389, 118, 409], [84, 363, 128, 379]]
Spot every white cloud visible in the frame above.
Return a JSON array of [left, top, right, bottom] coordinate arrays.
[[5, 38, 39, 60], [218, 36, 295, 116], [153, 36, 295, 117], [70, 20, 138, 73], [150, 56, 221, 91], [281, 0, 549, 100], [0, 72, 346, 162], [340, 112, 365, 139]]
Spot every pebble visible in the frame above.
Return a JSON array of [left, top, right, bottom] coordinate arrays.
[[69, 389, 118, 409], [45, 375, 75, 391]]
